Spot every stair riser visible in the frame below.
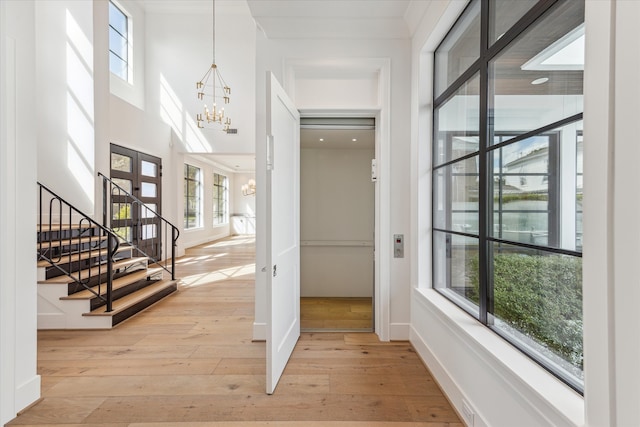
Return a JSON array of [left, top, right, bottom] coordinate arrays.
[[111, 284, 177, 326], [66, 267, 147, 296], [43, 257, 109, 279], [89, 277, 163, 311], [38, 227, 100, 241], [39, 241, 107, 259]]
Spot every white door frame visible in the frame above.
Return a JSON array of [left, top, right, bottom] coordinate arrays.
[[298, 108, 389, 340], [254, 58, 392, 342]]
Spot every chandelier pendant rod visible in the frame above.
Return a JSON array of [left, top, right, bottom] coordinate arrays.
[[212, 0, 215, 65]]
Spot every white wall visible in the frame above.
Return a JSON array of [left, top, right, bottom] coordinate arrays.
[[105, 0, 259, 254], [97, 0, 183, 257], [300, 146, 374, 297], [232, 172, 256, 215], [36, 0, 98, 215], [0, 0, 40, 423], [141, 1, 257, 252], [253, 33, 412, 340], [145, 2, 256, 155], [232, 172, 256, 235], [409, 1, 640, 426], [583, 1, 640, 425]]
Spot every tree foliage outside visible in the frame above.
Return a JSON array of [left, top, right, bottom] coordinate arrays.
[[467, 252, 583, 370]]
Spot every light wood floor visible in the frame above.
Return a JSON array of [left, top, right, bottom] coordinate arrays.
[[301, 297, 373, 330], [8, 235, 462, 427]]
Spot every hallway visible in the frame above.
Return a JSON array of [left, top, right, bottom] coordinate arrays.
[[8, 236, 461, 426]]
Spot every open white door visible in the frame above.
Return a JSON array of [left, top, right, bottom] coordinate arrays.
[[265, 72, 300, 394]]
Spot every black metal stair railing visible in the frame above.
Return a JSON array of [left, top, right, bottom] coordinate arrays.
[[98, 172, 179, 280], [37, 182, 120, 312]]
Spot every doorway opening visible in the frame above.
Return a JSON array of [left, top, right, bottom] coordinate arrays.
[[110, 144, 163, 260], [299, 117, 375, 331]]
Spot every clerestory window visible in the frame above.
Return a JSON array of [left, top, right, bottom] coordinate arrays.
[[109, 1, 131, 82]]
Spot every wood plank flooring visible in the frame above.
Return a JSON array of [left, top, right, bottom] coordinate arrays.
[[301, 297, 373, 330], [8, 235, 462, 427]]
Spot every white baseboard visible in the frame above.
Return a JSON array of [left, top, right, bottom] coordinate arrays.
[[15, 374, 40, 416], [253, 322, 266, 341], [389, 322, 410, 340]]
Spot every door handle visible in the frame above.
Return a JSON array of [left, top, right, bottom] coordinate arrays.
[[273, 265, 277, 277]]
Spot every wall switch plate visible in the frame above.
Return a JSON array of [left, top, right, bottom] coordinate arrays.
[[393, 234, 404, 258]]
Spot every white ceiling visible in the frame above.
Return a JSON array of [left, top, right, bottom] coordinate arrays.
[[139, 0, 430, 39], [137, 0, 428, 172], [195, 153, 256, 173], [246, 0, 421, 39]]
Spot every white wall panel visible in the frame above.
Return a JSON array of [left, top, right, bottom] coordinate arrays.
[[1, 0, 40, 423], [36, 0, 97, 214], [300, 146, 374, 297]]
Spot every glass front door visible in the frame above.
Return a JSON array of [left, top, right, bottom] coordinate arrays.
[[110, 144, 162, 261]]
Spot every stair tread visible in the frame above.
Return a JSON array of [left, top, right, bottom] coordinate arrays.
[[83, 280, 177, 316], [37, 224, 97, 232], [61, 267, 165, 300], [38, 257, 149, 284], [116, 243, 134, 251], [37, 248, 110, 267], [38, 235, 108, 250]]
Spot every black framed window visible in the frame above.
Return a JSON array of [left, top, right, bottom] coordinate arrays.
[[213, 173, 228, 225], [109, 1, 129, 81], [184, 164, 202, 229], [432, 0, 584, 392]]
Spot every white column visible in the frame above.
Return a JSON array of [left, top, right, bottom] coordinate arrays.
[[583, 0, 640, 425], [0, 0, 40, 423]]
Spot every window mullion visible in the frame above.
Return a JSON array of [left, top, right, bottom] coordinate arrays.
[[478, 0, 491, 325]]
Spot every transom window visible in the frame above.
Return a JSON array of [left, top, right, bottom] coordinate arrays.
[[213, 173, 228, 225], [184, 164, 202, 229], [432, 0, 584, 392], [109, 1, 130, 82]]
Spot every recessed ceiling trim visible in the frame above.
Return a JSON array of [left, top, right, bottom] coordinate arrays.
[[300, 117, 375, 129]]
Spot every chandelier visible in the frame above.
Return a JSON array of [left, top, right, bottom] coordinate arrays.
[[196, 0, 231, 132], [242, 179, 256, 196]]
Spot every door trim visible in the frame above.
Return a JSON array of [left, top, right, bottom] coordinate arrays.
[[299, 115, 376, 332], [255, 58, 392, 342], [298, 108, 389, 341]]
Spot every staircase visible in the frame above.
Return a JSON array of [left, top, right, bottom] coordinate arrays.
[[37, 181, 179, 329]]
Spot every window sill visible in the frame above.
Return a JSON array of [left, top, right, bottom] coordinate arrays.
[[412, 287, 584, 427]]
